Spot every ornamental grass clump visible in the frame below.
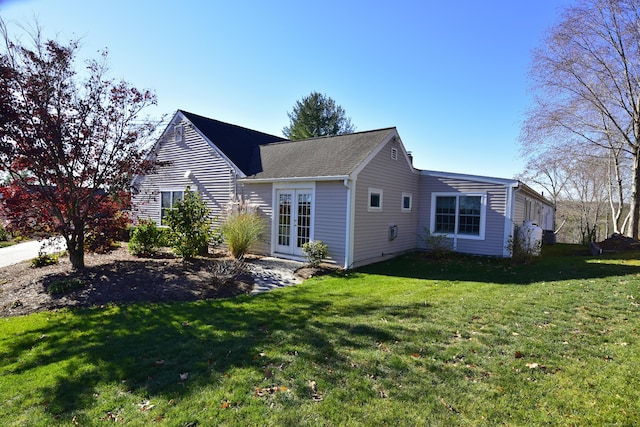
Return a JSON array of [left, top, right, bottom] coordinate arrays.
[[221, 210, 264, 259]]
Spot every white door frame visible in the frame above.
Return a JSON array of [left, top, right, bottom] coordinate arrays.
[[272, 182, 315, 259]]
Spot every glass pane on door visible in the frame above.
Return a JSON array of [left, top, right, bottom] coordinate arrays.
[[297, 193, 311, 248], [278, 193, 291, 246]]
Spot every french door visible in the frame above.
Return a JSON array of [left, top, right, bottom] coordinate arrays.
[[275, 189, 313, 256]]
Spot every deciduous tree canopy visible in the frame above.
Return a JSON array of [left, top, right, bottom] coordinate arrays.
[[521, 0, 640, 239], [0, 21, 160, 269]]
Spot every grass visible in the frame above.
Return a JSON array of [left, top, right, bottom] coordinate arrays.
[[1, 244, 639, 425]]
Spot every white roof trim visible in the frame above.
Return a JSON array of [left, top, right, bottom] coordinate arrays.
[[421, 169, 519, 187], [239, 175, 349, 184]]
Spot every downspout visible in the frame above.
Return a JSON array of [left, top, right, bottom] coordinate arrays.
[[344, 177, 355, 269], [503, 183, 519, 257]]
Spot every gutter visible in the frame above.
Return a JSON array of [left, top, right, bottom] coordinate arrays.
[[238, 175, 349, 184]]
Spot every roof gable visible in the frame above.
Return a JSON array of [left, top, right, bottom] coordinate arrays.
[[245, 128, 397, 180], [179, 110, 287, 175]]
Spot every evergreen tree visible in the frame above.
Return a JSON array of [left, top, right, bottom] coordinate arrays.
[[283, 92, 355, 140]]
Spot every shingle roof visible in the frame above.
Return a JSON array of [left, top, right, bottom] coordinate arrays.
[[179, 110, 287, 175], [244, 128, 395, 180]]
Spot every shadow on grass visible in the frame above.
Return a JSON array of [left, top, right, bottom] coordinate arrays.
[[0, 290, 431, 417], [357, 244, 640, 285]]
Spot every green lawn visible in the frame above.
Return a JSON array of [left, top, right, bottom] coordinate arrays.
[[1, 244, 639, 426]]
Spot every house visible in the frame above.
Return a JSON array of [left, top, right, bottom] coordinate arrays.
[[132, 110, 554, 268]]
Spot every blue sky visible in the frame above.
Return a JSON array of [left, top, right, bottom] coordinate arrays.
[[1, 0, 572, 179]]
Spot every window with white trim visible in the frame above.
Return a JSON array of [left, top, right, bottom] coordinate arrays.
[[391, 147, 398, 160], [431, 193, 486, 239], [368, 188, 383, 211], [160, 190, 185, 225], [401, 192, 412, 212]]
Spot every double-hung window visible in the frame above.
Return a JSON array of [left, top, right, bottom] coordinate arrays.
[[160, 190, 185, 225], [431, 193, 486, 239]]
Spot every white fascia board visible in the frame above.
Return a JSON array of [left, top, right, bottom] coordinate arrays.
[[517, 182, 554, 207], [421, 169, 519, 187], [239, 175, 349, 184]]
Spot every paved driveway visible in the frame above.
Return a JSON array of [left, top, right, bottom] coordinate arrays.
[[0, 237, 66, 268]]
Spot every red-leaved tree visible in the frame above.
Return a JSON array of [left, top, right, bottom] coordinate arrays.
[[0, 21, 160, 269]]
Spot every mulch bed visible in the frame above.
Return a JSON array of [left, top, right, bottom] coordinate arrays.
[[0, 246, 253, 318], [592, 233, 640, 254]]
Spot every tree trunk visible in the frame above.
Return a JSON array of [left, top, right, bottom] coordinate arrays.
[[629, 148, 640, 239], [67, 228, 85, 270]]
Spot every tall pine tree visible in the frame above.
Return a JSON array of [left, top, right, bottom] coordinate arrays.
[[283, 92, 354, 140]]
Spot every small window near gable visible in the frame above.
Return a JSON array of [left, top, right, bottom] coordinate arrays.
[[368, 188, 383, 212], [174, 124, 183, 142], [391, 147, 398, 161], [402, 192, 412, 212]]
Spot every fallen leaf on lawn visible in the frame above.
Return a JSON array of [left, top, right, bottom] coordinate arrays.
[[221, 402, 230, 409], [154, 360, 165, 366], [411, 353, 421, 358], [138, 400, 155, 411], [179, 372, 189, 381], [255, 385, 288, 397], [438, 397, 459, 414], [101, 411, 119, 422], [526, 363, 540, 369], [514, 351, 524, 359], [309, 380, 323, 402]]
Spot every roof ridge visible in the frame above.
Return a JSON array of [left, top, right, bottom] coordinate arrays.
[[271, 127, 396, 145], [178, 109, 286, 140]]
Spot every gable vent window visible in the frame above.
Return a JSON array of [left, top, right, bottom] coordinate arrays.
[[391, 147, 398, 160], [174, 124, 184, 142]]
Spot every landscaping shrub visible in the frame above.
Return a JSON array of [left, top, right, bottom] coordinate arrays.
[[30, 252, 60, 268], [208, 259, 248, 285], [128, 219, 166, 257], [85, 211, 130, 253], [0, 223, 10, 241], [419, 227, 452, 258], [302, 240, 328, 267], [164, 188, 219, 260], [221, 210, 264, 259], [507, 226, 542, 264]]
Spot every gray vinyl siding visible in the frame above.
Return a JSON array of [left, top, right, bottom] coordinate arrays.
[[352, 141, 420, 268], [513, 192, 526, 228], [132, 120, 238, 228], [418, 174, 508, 257], [240, 182, 273, 255], [513, 190, 554, 231], [314, 181, 348, 266]]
